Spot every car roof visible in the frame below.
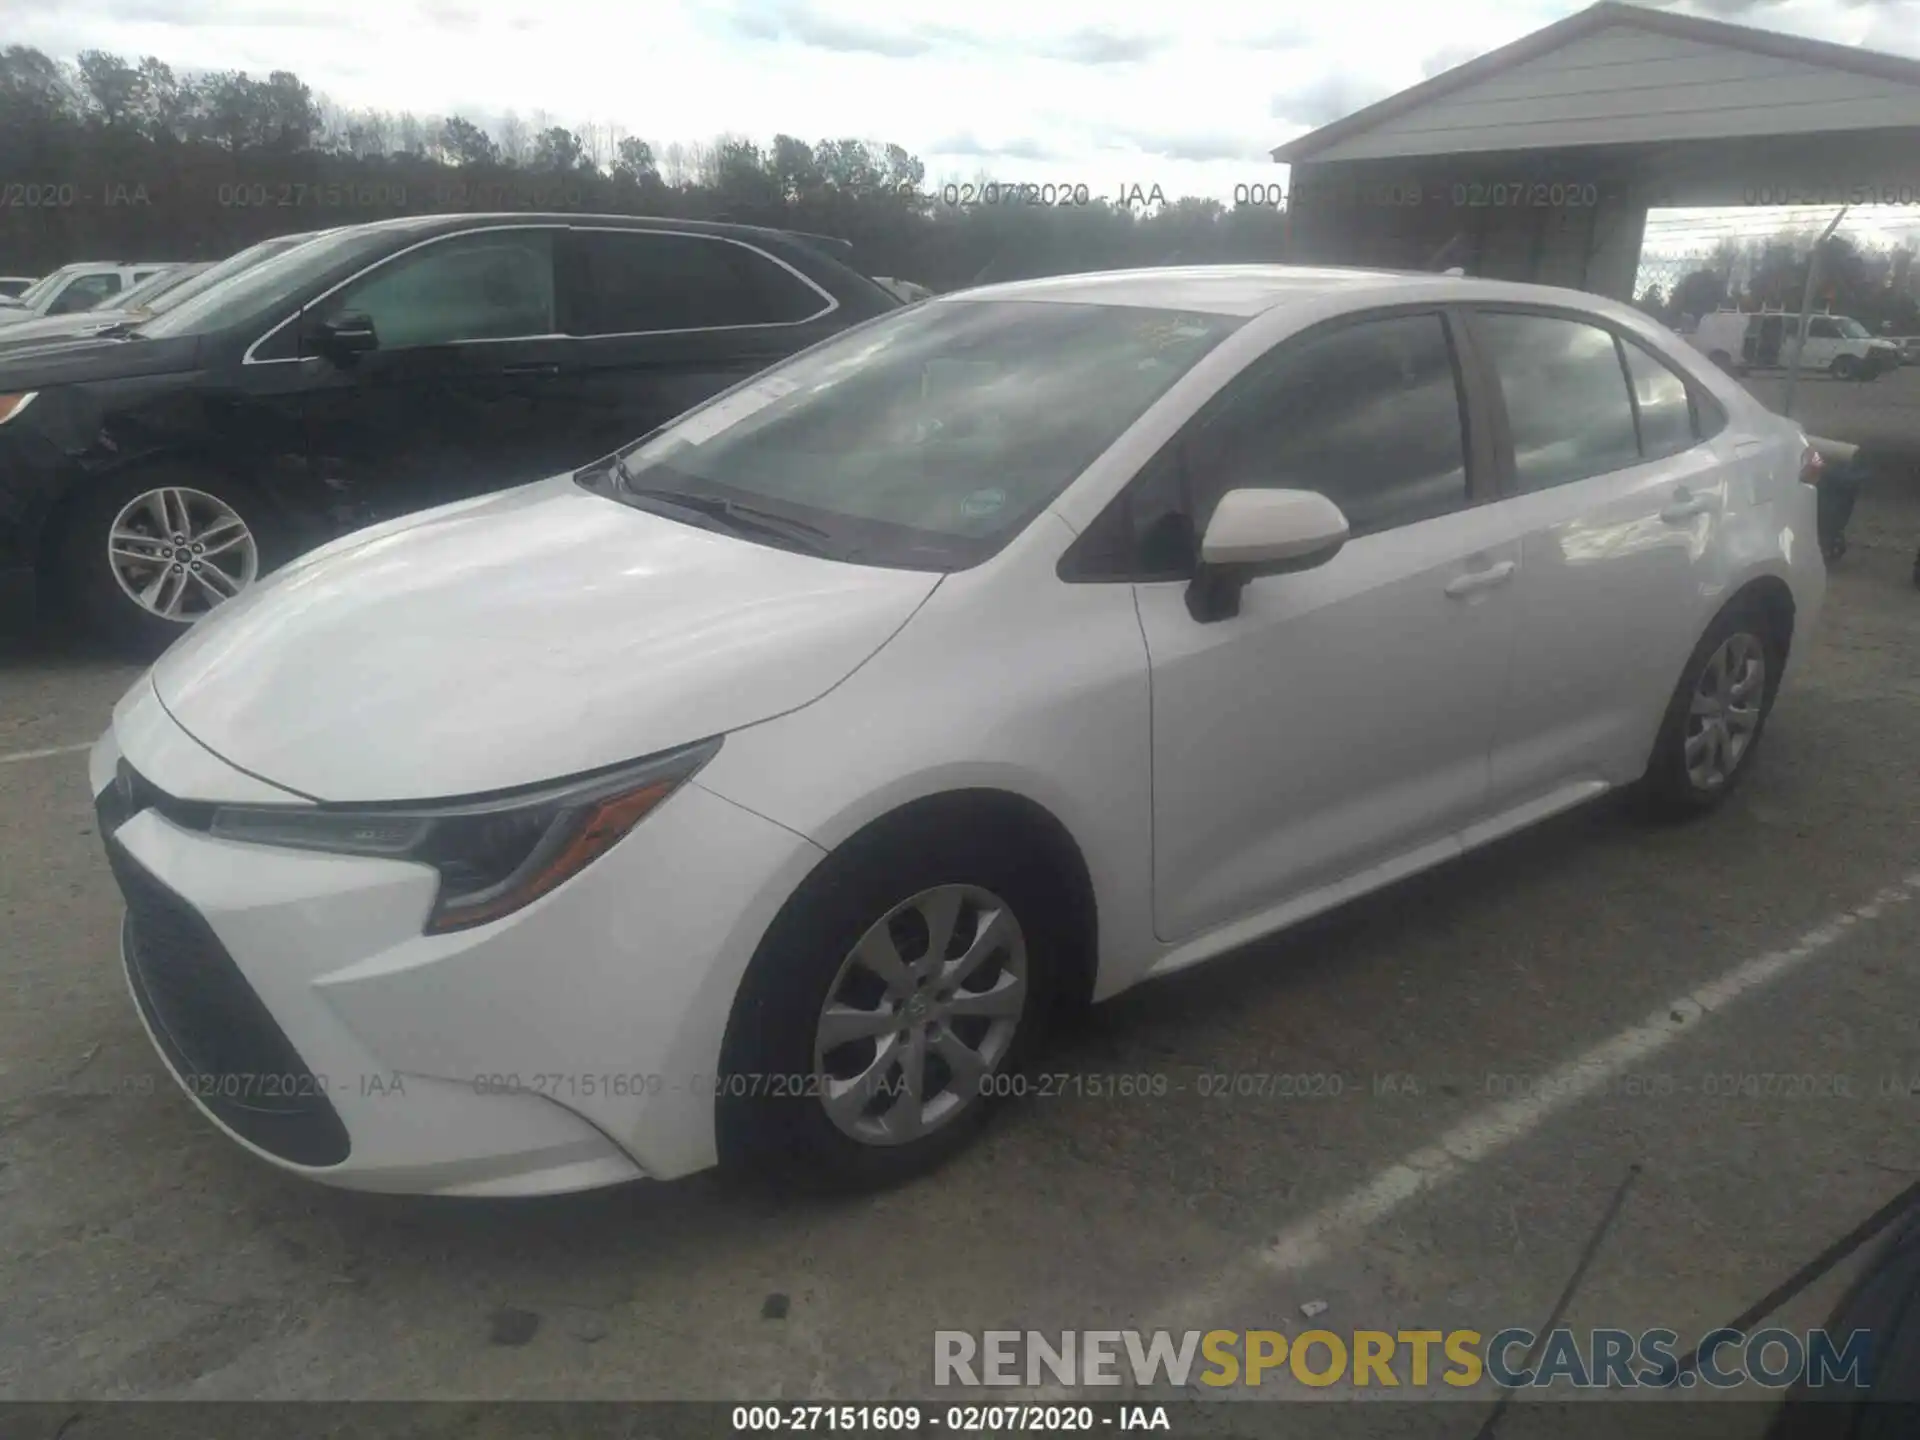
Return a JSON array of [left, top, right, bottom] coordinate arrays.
[[333, 211, 855, 249], [940, 265, 1660, 320]]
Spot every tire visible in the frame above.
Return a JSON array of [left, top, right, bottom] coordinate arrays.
[[1709, 350, 1734, 373], [1830, 354, 1860, 380], [716, 816, 1066, 1191], [55, 465, 288, 658], [1637, 601, 1785, 820]]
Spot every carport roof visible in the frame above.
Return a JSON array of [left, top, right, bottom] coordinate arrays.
[[1271, 0, 1920, 163]]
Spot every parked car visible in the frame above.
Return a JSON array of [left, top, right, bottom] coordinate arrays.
[[87, 267, 1824, 1195], [1893, 335, 1920, 366], [873, 276, 935, 303], [0, 233, 327, 351], [0, 261, 182, 326], [1687, 308, 1898, 379], [0, 214, 898, 648], [0, 276, 36, 300]]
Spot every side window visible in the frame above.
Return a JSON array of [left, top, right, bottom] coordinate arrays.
[[48, 273, 121, 315], [1184, 312, 1470, 538], [570, 230, 827, 336], [1620, 341, 1696, 460], [1807, 317, 1839, 339], [321, 230, 556, 348], [1477, 312, 1640, 492]]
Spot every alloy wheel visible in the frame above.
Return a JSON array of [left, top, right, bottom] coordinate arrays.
[[812, 883, 1028, 1146], [107, 486, 258, 622], [1685, 631, 1766, 791]]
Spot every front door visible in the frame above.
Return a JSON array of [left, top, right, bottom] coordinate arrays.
[[297, 226, 573, 524], [1132, 310, 1521, 942]]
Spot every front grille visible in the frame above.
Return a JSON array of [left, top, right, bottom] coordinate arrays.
[[102, 825, 350, 1167]]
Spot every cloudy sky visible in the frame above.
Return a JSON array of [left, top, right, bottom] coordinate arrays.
[[14, 0, 1920, 219]]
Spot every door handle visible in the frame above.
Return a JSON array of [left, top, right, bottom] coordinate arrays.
[[502, 362, 561, 378], [1660, 488, 1721, 522], [1443, 560, 1517, 598]]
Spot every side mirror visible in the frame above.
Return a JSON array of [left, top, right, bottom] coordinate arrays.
[[1186, 488, 1350, 623], [307, 311, 379, 363]]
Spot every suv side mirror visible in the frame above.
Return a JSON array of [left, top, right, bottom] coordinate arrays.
[[1186, 487, 1349, 623], [307, 311, 379, 363]]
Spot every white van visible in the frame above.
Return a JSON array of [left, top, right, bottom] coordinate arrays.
[[1687, 308, 1899, 380]]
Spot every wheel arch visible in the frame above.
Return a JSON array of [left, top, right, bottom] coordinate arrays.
[[1722, 571, 1798, 675], [33, 447, 272, 591], [743, 784, 1104, 1015]]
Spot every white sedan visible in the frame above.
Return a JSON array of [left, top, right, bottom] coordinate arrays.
[[91, 266, 1825, 1196]]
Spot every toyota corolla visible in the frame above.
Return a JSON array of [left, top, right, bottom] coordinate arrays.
[[89, 266, 1825, 1196]]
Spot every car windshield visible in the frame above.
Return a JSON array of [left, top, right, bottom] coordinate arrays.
[[1836, 318, 1871, 339], [606, 298, 1243, 570], [135, 235, 317, 317], [135, 226, 396, 338], [116, 266, 200, 309], [14, 269, 74, 307]]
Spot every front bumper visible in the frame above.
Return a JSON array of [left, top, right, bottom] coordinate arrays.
[[93, 684, 826, 1195]]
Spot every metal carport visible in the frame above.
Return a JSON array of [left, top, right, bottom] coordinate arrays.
[[1277, 0, 1920, 300]]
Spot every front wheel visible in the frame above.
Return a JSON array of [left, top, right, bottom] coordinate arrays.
[[56, 468, 286, 657], [1830, 354, 1861, 380], [1637, 603, 1784, 819], [717, 823, 1062, 1191]]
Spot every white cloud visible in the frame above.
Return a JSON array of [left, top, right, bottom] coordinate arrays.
[[11, 0, 1920, 205]]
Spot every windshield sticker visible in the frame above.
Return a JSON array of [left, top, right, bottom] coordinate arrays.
[[669, 376, 801, 446], [960, 488, 1007, 519]]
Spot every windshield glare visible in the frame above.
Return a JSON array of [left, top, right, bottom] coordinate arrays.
[[133, 235, 313, 317], [136, 226, 396, 338], [1837, 318, 1870, 339], [612, 299, 1243, 570], [15, 270, 72, 307]]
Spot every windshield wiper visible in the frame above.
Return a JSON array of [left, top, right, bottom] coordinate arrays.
[[624, 484, 839, 556]]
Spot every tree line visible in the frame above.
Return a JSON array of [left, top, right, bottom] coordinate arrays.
[[0, 44, 1292, 291], [1638, 233, 1920, 337]]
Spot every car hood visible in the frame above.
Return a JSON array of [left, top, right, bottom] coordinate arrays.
[[0, 308, 139, 349], [149, 474, 943, 802], [0, 330, 199, 387]]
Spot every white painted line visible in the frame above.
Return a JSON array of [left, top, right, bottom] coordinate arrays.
[[1143, 872, 1920, 1348], [0, 741, 92, 767]]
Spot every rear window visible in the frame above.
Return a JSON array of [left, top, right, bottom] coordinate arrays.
[[570, 230, 828, 335]]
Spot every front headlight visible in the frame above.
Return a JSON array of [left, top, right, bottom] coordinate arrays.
[[208, 738, 720, 934]]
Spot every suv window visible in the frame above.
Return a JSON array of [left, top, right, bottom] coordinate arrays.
[[48, 273, 121, 315], [1619, 341, 1696, 461], [1807, 317, 1840, 339], [571, 230, 827, 335], [318, 230, 556, 348], [1477, 312, 1640, 492]]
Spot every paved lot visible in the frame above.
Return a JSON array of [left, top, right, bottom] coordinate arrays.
[[3, 386, 1920, 1428]]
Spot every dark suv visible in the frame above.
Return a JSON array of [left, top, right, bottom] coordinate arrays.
[[0, 213, 899, 651]]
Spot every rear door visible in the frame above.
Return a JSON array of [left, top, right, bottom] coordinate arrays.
[[1471, 308, 1733, 809], [296, 225, 573, 520], [554, 226, 848, 460]]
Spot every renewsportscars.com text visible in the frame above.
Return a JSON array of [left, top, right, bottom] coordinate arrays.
[[934, 1327, 1872, 1391]]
